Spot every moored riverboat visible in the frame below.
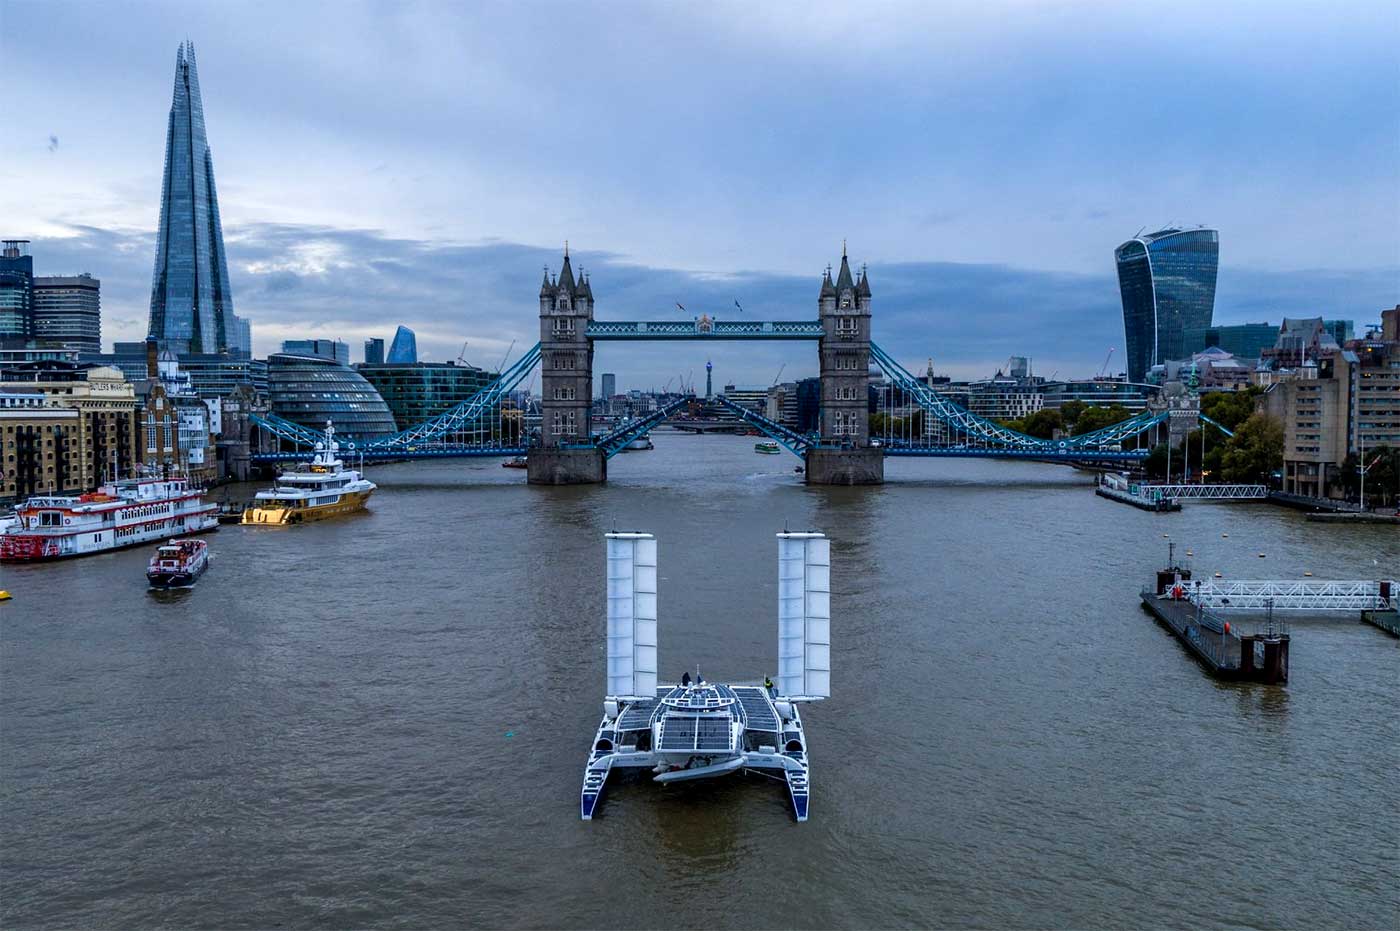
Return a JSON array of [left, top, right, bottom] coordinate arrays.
[[0, 478, 218, 562]]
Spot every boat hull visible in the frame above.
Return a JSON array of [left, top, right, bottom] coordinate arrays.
[[241, 490, 373, 525], [652, 755, 745, 783], [0, 517, 218, 563]]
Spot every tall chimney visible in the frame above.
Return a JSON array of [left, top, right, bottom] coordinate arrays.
[[146, 339, 159, 379]]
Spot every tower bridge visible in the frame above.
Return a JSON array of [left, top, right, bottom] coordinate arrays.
[[252, 245, 1177, 483]]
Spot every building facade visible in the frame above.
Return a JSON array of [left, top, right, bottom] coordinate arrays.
[[1115, 228, 1219, 383], [1185, 322, 1278, 360], [281, 338, 349, 365], [356, 362, 496, 431], [386, 326, 418, 364], [33, 274, 101, 352], [364, 337, 385, 365], [600, 372, 616, 400], [1, 241, 34, 348], [1, 391, 82, 503], [147, 42, 249, 355], [267, 353, 397, 443]]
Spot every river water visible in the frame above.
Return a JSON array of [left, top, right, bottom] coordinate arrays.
[[3, 434, 1397, 929]]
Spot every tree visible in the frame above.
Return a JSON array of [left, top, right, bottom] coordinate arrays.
[[1060, 400, 1087, 429], [1341, 445, 1399, 507], [1218, 413, 1284, 484], [1022, 409, 1064, 439], [1072, 404, 1132, 436]]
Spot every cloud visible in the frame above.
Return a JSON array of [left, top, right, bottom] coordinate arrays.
[[31, 223, 1399, 387]]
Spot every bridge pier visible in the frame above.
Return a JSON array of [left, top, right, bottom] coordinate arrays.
[[805, 447, 884, 485], [527, 448, 606, 485]]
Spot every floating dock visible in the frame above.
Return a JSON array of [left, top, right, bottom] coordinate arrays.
[[1097, 475, 1180, 512], [1140, 563, 1289, 684]]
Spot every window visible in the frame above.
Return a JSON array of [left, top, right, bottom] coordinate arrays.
[[552, 385, 577, 401], [553, 353, 576, 371], [552, 410, 577, 437], [552, 318, 576, 336], [836, 318, 858, 336]]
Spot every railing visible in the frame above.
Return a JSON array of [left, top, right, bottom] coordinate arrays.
[[587, 320, 824, 339], [1136, 483, 1268, 500], [1186, 579, 1396, 611]]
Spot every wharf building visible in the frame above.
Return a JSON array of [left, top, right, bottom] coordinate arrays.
[[356, 361, 496, 432], [147, 42, 251, 356], [1261, 308, 1400, 499], [1115, 228, 1219, 383]]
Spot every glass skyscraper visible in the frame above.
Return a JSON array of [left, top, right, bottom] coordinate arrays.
[[148, 42, 249, 355], [386, 325, 418, 363], [1114, 228, 1219, 383]]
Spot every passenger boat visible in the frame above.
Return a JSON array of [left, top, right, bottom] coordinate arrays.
[[754, 440, 781, 454], [581, 530, 829, 822], [502, 456, 529, 469], [146, 538, 210, 588], [624, 435, 654, 451], [242, 422, 376, 525], [0, 478, 218, 562]]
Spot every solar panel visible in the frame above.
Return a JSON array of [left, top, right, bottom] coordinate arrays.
[[695, 717, 732, 750], [732, 687, 779, 732], [617, 700, 655, 730], [660, 718, 697, 750]]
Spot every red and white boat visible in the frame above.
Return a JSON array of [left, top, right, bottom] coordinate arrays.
[[0, 478, 218, 562]]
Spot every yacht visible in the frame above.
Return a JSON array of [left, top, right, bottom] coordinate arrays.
[[581, 530, 830, 822], [242, 422, 376, 525]]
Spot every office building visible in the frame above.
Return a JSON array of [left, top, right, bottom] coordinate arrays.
[[267, 353, 396, 443], [281, 338, 349, 365], [1115, 228, 1219, 382], [32, 274, 101, 352], [1, 240, 34, 348], [1185, 322, 1278, 360], [357, 362, 498, 431], [387, 325, 418, 364], [364, 337, 385, 365], [147, 42, 250, 354], [601, 372, 616, 399], [0, 391, 82, 502], [1040, 379, 1154, 412], [83, 341, 268, 398]]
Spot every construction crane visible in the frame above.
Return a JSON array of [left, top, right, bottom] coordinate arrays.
[[1097, 347, 1115, 378], [772, 363, 786, 386], [455, 340, 470, 366]]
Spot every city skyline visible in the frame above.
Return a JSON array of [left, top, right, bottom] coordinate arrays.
[[1, 2, 1396, 383]]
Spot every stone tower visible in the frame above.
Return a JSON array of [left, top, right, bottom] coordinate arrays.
[[537, 246, 594, 447], [817, 246, 873, 444], [530, 246, 605, 483], [807, 245, 883, 484]]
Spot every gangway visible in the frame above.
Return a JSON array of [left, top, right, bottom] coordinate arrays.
[[1186, 579, 1396, 612], [1135, 484, 1268, 501]]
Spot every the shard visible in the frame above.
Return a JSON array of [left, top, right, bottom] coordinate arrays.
[[148, 42, 248, 355]]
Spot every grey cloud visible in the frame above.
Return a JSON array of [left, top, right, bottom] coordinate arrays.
[[30, 223, 1400, 386]]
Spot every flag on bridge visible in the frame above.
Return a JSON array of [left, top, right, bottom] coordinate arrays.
[[735, 300, 744, 313], [676, 302, 686, 313]]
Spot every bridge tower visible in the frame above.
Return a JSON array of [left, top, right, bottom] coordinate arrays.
[[529, 246, 606, 484], [808, 246, 883, 485]]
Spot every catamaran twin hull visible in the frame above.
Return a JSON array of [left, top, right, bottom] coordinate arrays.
[[580, 530, 830, 822]]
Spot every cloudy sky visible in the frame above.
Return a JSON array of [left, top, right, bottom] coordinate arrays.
[[2, 0, 1396, 386]]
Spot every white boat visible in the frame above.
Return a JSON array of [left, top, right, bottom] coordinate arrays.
[[146, 538, 210, 588], [0, 477, 218, 562], [242, 422, 377, 525], [580, 530, 830, 822], [624, 435, 654, 451]]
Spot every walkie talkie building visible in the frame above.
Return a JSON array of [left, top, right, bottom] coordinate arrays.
[[1115, 228, 1218, 383]]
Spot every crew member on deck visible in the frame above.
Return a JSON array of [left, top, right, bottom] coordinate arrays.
[[764, 675, 775, 695], [681, 671, 691, 687]]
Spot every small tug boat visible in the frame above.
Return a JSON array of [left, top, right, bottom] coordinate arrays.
[[242, 422, 376, 525], [581, 530, 830, 822], [754, 440, 781, 454], [502, 456, 529, 469], [146, 538, 209, 588]]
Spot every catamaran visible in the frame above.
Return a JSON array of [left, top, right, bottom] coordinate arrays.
[[580, 529, 831, 822]]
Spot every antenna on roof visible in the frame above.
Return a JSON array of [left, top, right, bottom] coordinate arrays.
[[1134, 226, 1145, 239]]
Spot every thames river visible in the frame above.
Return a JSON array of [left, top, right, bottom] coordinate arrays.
[[3, 434, 1397, 929]]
